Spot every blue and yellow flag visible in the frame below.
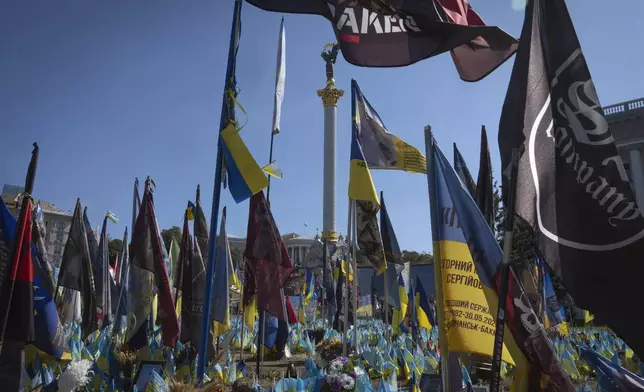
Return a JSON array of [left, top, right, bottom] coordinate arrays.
[[221, 123, 269, 203], [430, 136, 575, 389], [415, 276, 434, 331], [392, 273, 408, 335], [303, 268, 314, 305], [428, 138, 517, 364], [351, 79, 426, 174]]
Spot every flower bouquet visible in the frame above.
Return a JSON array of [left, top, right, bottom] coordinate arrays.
[[320, 357, 357, 392]]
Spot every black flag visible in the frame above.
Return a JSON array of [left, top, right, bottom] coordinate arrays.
[[246, 0, 517, 82], [476, 126, 494, 228], [499, 0, 644, 357], [379, 191, 402, 264], [453, 143, 477, 199], [58, 200, 98, 339]]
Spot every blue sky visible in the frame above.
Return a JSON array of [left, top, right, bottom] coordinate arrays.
[[1, 0, 643, 253]]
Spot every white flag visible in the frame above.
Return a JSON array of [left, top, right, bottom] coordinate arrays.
[[272, 18, 286, 135]]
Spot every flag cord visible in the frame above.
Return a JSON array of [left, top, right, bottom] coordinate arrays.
[[489, 148, 521, 392]]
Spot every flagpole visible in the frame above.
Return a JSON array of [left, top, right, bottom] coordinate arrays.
[[342, 200, 353, 356], [489, 148, 520, 392], [424, 126, 449, 392], [132, 178, 139, 241], [197, 0, 242, 383], [351, 200, 358, 352]]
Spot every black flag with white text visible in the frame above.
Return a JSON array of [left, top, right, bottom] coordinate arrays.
[[498, 0, 644, 357]]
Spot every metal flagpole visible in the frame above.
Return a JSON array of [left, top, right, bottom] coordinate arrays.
[[197, 0, 242, 383], [342, 200, 353, 356], [489, 148, 520, 392], [424, 126, 449, 392], [238, 261, 245, 363], [351, 200, 358, 352]]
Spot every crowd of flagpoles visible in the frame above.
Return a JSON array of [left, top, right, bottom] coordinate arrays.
[[3, 0, 644, 391]]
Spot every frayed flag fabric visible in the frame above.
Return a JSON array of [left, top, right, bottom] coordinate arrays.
[[244, 191, 294, 321], [245, 0, 517, 82]]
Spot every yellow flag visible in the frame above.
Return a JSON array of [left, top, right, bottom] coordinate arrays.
[[244, 296, 258, 332]]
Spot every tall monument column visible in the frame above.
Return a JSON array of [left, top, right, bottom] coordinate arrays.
[[317, 43, 343, 244]]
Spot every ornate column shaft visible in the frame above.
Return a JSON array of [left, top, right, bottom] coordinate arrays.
[[317, 43, 343, 244], [317, 78, 343, 244]]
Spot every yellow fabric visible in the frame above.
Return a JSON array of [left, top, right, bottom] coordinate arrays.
[[244, 295, 257, 332], [348, 160, 379, 204], [393, 136, 427, 173], [298, 305, 306, 325], [415, 292, 433, 330], [175, 293, 182, 318], [214, 319, 229, 338], [220, 123, 269, 196], [151, 294, 158, 326], [439, 240, 517, 366], [262, 161, 283, 179], [392, 285, 408, 335], [584, 310, 594, 323]]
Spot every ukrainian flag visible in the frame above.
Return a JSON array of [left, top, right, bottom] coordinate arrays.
[[221, 123, 269, 203], [349, 83, 378, 204], [303, 268, 314, 305], [392, 273, 408, 335], [415, 276, 434, 331]]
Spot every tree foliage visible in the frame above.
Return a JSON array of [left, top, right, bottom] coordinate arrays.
[[403, 250, 433, 265], [161, 226, 182, 251], [108, 238, 123, 262]]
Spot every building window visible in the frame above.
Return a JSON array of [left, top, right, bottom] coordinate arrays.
[[54, 246, 62, 255], [56, 233, 63, 242], [56, 220, 64, 229]]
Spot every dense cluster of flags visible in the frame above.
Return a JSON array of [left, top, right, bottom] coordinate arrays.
[[1, 0, 643, 391]]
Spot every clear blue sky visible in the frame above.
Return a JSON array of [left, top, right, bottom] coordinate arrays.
[[1, 0, 642, 253]]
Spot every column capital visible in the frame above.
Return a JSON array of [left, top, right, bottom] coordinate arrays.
[[317, 79, 344, 107], [321, 230, 339, 243]]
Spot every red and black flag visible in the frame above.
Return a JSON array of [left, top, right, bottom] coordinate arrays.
[[0, 144, 39, 390], [127, 178, 179, 348], [245, 0, 517, 82], [244, 191, 293, 321], [0, 192, 35, 344], [475, 126, 494, 228], [58, 200, 98, 340], [498, 0, 644, 357]]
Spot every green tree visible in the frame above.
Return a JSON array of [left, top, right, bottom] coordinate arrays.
[[161, 226, 182, 251], [108, 238, 123, 262], [402, 250, 433, 265]]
